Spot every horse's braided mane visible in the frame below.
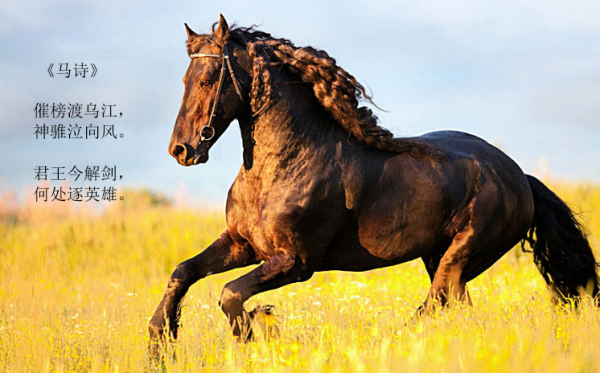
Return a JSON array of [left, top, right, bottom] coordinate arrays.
[[187, 23, 443, 161]]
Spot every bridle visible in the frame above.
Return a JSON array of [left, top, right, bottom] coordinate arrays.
[[189, 44, 244, 146]]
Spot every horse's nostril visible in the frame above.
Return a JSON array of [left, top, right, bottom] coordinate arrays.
[[172, 144, 186, 157]]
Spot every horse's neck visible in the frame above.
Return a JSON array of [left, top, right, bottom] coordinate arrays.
[[240, 84, 345, 171]]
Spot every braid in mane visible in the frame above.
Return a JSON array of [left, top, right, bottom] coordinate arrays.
[[191, 25, 442, 160]]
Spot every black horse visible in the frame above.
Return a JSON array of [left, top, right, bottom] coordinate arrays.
[[149, 15, 599, 353]]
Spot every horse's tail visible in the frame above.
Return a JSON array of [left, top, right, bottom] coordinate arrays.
[[524, 175, 599, 305]]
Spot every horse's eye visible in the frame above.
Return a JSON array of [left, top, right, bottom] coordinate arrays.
[[201, 80, 210, 87]]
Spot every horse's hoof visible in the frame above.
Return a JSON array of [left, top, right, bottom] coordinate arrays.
[[249, 305, 280, 341]]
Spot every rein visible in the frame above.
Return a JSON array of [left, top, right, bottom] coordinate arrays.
[[189, 45, 244, 147]]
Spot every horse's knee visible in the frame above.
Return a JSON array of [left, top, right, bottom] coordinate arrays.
[[168, 260, 196, 288], [219, 283, 244, 316]]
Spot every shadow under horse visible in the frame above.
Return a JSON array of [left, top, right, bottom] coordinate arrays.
[[149, 15, 599, 356]]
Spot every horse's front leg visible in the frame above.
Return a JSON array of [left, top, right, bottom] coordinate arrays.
[[219, 252, 314, 340], [148, 230, 258, 355]]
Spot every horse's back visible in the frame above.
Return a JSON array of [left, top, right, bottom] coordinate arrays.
[[419, 130, 519, 165], [417, 130, 532, 195]]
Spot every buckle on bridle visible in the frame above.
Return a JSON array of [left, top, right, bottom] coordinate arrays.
[[200, 125, 215, 142]]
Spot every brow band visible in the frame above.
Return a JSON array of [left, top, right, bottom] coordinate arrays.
[[189, 53, 225, 59]]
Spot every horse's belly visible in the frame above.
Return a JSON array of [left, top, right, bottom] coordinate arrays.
[[317, 199, 450, 272], [359, 214, 447, 261], [320, 214, 449, 271]]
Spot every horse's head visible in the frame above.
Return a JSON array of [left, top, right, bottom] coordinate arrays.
[[169, 15, 250, 166]]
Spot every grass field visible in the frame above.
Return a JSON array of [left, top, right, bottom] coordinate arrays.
[[1, 181, 599, 372]]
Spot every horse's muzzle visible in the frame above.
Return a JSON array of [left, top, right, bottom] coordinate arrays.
[[169, 142, 205, 166]]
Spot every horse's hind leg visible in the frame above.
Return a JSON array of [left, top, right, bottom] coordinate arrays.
[[219, 252, 313, 340], [418, 226, 479, 315], [421, 246, 474, 309], [418, 225, 523, 316], [422, 249, 444, 283]]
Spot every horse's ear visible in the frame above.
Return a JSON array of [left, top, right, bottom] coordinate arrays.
[[184, 23, 197, 39], [214, 14, 229, 39]]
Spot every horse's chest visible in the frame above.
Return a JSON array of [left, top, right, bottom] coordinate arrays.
[[226, 172, 336, 259], [226, 180, 311, 256]]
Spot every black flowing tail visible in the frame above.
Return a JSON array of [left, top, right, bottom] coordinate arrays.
[[524, 175, 599, 304]]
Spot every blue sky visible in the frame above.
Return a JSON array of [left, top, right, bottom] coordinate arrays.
[[1, 0, 599, 204]]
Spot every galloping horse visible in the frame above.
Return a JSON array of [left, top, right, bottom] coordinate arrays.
[[149, 15, 599, 353]]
